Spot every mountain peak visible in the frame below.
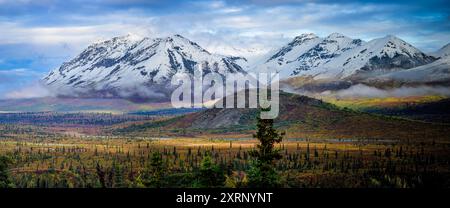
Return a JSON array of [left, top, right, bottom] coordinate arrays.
[[326, 32, 346, 39], [441, 43, 450, 50], [260, 32, 435, 80], [172, 34, 187, 39], [124, 33, 144, 41], [325, 34, 436, 77], [43, 34, 245, 99], [264, 33, 321, 64], [162, 34, 211, 54], [166, 34, 188, 41], [292, 33, 319, 42], [90, 34, 141, 49], [364, 35, 416, 53], [109, 33, 143, 42], [433, 42, 450, 58]]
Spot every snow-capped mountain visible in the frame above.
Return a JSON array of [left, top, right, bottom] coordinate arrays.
[[258, 33, 436, 81], [42, 32, 448, 98], [257, 33, 322, 77], [292, 33, 365, 76], [257, 33, 364, 77], [43, 34, 246, 99], [322, 35, 436, 79], [365, 55, 450, 87], [432, 43, 450, 58]]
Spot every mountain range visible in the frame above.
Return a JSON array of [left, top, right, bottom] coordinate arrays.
[[42, 33, 450, 99], [258, 33, 436, 78], [43, 34, 246, 100]]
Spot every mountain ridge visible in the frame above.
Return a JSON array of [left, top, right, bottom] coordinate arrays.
[[258, 33, 436, 80], [42, 32, 449, 98], [43, 34, 247, 100]]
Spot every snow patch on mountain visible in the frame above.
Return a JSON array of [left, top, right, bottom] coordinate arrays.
[[432, 43, 450, 58], [255, 33, 366, 78], [257, 34, 436, 81], [43, 34, 246, 99], [367, 56, 450, 85], [327, 35, 436, 78]]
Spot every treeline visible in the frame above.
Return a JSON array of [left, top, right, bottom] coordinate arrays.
[[1, 141, 448, 188], [0, 112, 153, 126]]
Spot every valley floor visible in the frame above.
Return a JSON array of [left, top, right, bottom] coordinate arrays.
[[1, 125, 449, 188], [0, 98, 449, 188]]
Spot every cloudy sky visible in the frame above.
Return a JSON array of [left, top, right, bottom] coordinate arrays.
[[0, 0, 449, 98]]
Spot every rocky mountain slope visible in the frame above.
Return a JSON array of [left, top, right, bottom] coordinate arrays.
[[259, 33, 365, 78], [432, 43, 450, 58], [43, 34, 246, 100], [42, 32, 448, 97], [259, 33, 435, 81], [364, 56, 450, 87]]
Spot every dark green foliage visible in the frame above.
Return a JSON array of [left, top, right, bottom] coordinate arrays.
[[196, 153, 225, 188], [0, 155, 14, 188], [112, 162, 126, 188], [247, 109, 284, 188], [142, 152, 166, 188], [95, 162, 106, 188], [247, 159, 280, 188]]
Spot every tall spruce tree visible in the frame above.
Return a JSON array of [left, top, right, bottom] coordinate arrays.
[[247, 109, 284, 188]]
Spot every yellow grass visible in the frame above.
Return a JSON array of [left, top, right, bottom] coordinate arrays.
[[323, 95, 447, 109]]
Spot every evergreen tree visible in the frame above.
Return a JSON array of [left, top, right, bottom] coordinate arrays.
[[247, 109, 284, 188], [143, 152, 165, 187], [112, 162, 125, 188], [95, 162, 106, 188], [197, 153, 225, 187], [0, 155, 14, 188]]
